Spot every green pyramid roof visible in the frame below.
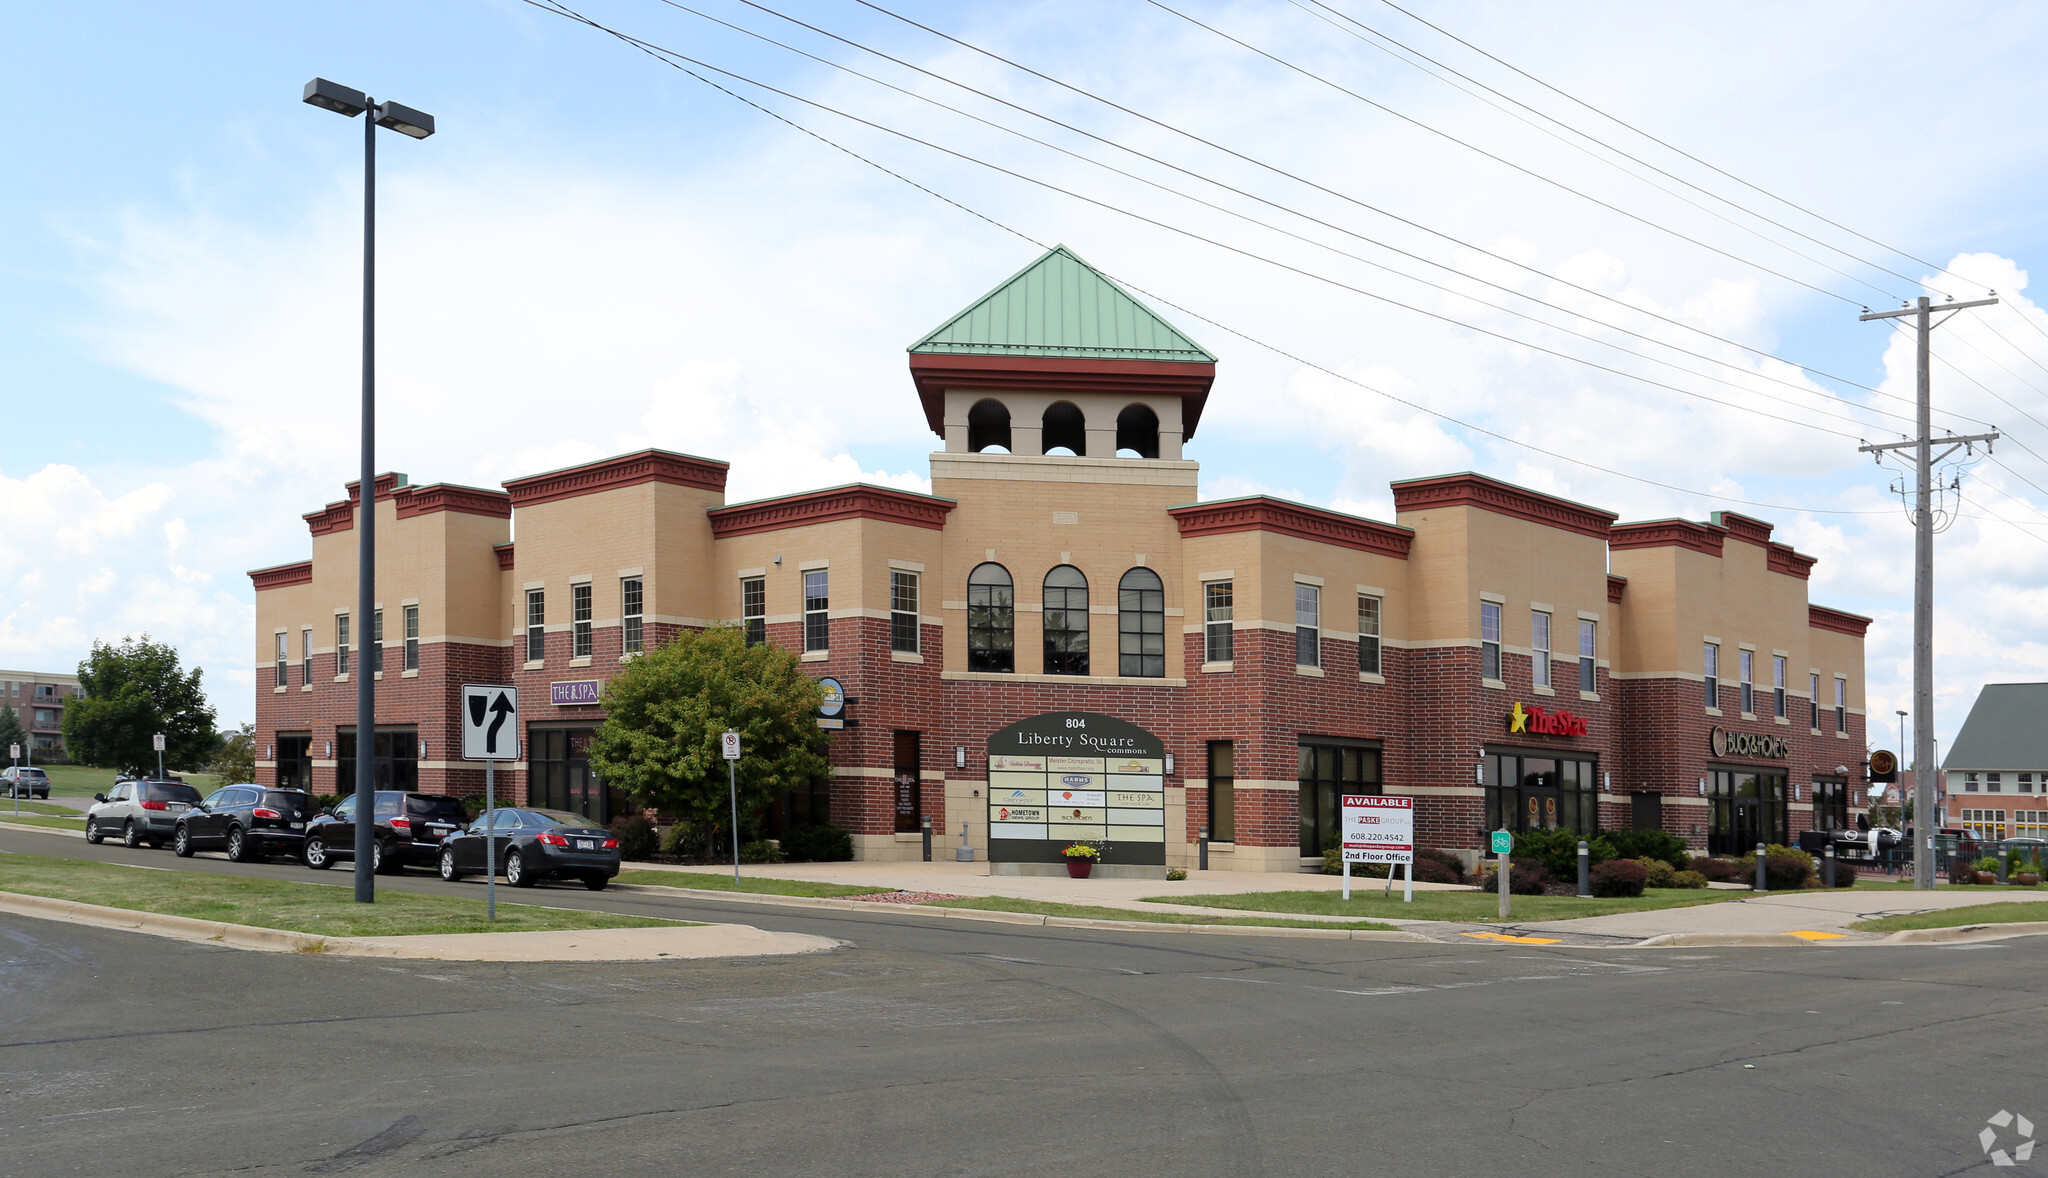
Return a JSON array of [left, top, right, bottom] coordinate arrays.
[[908, 245, 1216, 363]]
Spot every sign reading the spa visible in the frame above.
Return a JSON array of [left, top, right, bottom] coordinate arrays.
[[1507, 700, 1588, 737], [987, 712, 1167, 869], [550, 680, 601, 706]]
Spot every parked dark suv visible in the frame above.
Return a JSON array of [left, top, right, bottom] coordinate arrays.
[[173, 787, 316, 862], [302, 791, 469, 874]]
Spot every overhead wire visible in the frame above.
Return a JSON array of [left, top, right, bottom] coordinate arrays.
[[521, 0, 1899, 517]]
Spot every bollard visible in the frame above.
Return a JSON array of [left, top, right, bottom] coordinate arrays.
[[955, 819, 974, 863], [1824, 844, 1835, 888], [1755, 841, 1768, 892], [1576, 840, 1591, 898], [1199, 826, 1210, 871], [921, 815, 932, 863], [1997, 848, 2008, 885]]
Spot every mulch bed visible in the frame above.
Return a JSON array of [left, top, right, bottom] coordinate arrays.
[[840, 890, 965, 904]]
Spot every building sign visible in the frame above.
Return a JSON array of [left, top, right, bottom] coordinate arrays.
[[817, 677, 845, 717], [1709, 726, 1788, 759], [1868, 749, 1898, 783], [1341, 795, 1413, 864], [550, 680, 601, 706], [1507, 701, 1588, 737], [987, 712, 1166, 867]]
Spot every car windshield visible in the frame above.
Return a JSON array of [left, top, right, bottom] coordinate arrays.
[[145, 782, 202, 804], [528, 810, 601, 828], [407, 795, 467, 821], [19, 769, 46, 779]]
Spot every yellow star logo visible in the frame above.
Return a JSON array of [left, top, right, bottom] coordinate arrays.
[[1508, 701, 1529, 733]]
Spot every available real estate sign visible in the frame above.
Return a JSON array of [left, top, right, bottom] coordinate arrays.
[[986, 711, 1167, 868], [1341, 794, 1414, 864]]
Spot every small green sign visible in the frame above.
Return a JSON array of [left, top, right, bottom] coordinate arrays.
[[1490, 830, 1513, 856]]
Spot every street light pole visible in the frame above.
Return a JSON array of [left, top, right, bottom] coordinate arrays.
[[302, 79, 434, 904]]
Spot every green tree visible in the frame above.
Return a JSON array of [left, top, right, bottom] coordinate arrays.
[[589, 625, 827, 851], [0, 705, 27, 761], [208, 722, 257, 785], [62, 636, 220, 772]]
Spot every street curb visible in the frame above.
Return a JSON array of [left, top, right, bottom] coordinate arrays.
[[0, 890, 332, 953], [607, 882, 1434, 941], [1880, 921, 2048, 944], [1634, 932, 1818, 948], [0, 821, 86, 839]]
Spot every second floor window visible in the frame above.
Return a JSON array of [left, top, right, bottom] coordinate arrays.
[[1480, 601, 1501, 681], [1295, 583, 1320, 668], [891, 571, 920, 654], [1703, 642, 1719, 708], [1043, 565, 1089, 675], [1810, 673, 1821, 729], [302, 628, 313, 686], [742, 577, 765, 646], [572, 584, 593, 658], [337, 613, 351, 677], [1578, 619, 1596, 692], [1531, 610, 1552, 689], [1204, 581, 1233, 664], [370, 608, 383, 674], [967, 562, 1014, 673], [403, 605, 419, 671], [275, 633, 288, 688], [1772, 655, 1786, 719], [1358, 594, 1381, 675], [803, 570, 829, 652], [1739, 649, 1754, 715], [526, 590, 545, 662], [1118, 567, 1165, 678], [622, 577, 644, 654], [1835, 678, 1847, 734]]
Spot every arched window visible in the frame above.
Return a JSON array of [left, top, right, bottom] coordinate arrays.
[[966, 562, 1014, 673], [1042, 401, 1086, 456], [967, 399, 1012, 453], [1117, 567, 1165, 677], [1041, 565, 1090, 675], [1115, 403, 1160, 459]]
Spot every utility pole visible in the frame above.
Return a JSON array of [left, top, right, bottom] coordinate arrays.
[[1858, 294, 1998, 889]]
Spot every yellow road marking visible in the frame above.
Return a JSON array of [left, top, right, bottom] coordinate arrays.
[[1461, 931, 1563, 945], [1785, 930, 1845, 941]]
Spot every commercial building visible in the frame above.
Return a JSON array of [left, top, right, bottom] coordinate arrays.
[[1, 669, 83, 759], [1943, 682, 2048, 841], [249, 246, 1872, 870]]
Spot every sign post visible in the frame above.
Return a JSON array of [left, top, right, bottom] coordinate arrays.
[[721, 730, 743, 884], [9, 742, 18, 817], [1492, 829, 1513, 919], [1340, 795, 1414, 903], [152, 732, 166, 781], [462, 684, 520, 921]]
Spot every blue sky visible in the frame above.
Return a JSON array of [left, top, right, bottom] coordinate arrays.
[[6, 1, 2048, 753]]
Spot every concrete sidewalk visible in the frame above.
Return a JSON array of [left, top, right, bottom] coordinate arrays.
[[1521, 886, 2048, 943]]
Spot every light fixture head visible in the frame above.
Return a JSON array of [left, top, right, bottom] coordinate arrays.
[[303, 78, 368, 118], [375, 100, 435, 139]]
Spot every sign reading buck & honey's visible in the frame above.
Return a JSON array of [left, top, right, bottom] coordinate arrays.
[[987, 712, 1167, 867]]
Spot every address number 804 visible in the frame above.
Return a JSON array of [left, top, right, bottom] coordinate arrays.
[[1065, 718, 1087, 728]]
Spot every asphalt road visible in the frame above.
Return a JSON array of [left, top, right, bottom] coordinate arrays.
[[0, 829, 2038, 1176]]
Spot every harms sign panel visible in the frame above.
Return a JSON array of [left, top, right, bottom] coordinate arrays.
[[1341, 794, 1413, 864], [986, 712, 1167, 867]]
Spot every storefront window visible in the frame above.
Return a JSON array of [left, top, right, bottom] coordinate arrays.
[[530, 727, 622, 824], [1485, 751, 1598, 835], [1298, 740, 1380, 856], [1812, 777, 1848, 831], [1708, 768, 1788, 855], [335, 728, 418, 794], [1207, 741, 1234, 843], [275, 734, 312, 791]]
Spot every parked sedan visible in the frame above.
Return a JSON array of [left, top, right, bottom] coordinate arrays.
[[84, 779, 204, 848], [173, 786, 316, 862], [1, 766, 50, 799], [301, 790, 469, 873], [437, 808, 620, 890]]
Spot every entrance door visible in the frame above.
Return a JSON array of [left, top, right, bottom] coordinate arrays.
[[531, 728, 609, 824], [1517, 758, 1560, 833], [893, 731, 922, 834], [1297, 743, 1382, 855]]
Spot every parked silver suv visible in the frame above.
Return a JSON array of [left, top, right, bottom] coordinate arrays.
[[86, 779, 203, 848]]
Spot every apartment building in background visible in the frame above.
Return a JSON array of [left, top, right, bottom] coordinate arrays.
[[1, 669, 83, 760]]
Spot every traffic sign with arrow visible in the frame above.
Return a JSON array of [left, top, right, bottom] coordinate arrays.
[[462, 684, 520, 761]]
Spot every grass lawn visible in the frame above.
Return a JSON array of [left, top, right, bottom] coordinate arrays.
[[1852, 880, 2042, 892], [928, 896, 1398, 931], [0, 854, 688, 938], [34, 764, 219, 795], [613, 869, 894, 898], [0, 800, 84, 817], [1151, 888, 1742, 923], [0, 815, 88, 831], [1854, 901, 2048, 934]]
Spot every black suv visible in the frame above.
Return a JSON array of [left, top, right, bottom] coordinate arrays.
[[174, 787, 316, 862], [302, 791, 469, 874], [1, 767, 50, 799]]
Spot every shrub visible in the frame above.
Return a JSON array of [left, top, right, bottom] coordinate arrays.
[[1827, 863, 1857, 888], [1325, 847, 1463, 883], [609, 816, 659, 862], [1637, 857, 1678, 888], [661, 820, 705, 859], [1590, 858, 1648, 898], [1603, 829, 1691, 870], [1736, 845, 1815, 890], [780, 823, 854, 863], [1165, 868, 1187, 881], [1669, 870, 1708, 889], [1975, 856, 2003, 874], [739, 839, 785, 864], [1507, 829, 1617, 878], [1691, 857, 1741, 883], [1950, 856, 1978, 885], [1477, 857, 1551, 895]]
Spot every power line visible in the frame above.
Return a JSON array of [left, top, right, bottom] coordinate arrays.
[[523, 0, 1895, 518]]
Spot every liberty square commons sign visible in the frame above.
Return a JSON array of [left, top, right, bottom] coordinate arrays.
[[986, 712, 1167, 868]]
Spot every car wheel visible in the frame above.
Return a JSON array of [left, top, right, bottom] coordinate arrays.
[[85, 818, 103, 844], [173, 825, 194, 857], [121, 820, 141, 849], [225, 827, 248, 863], [505, 850, 535, 888], [304, 835, 331, 870], [582, 873, 609, 892], [439, 846, 463, 882]]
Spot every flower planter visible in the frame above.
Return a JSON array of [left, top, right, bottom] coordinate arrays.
[[1975, 871, 1998, 886], [2016, 873, 2040, 887], [1065, 858, 1094, 879]]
